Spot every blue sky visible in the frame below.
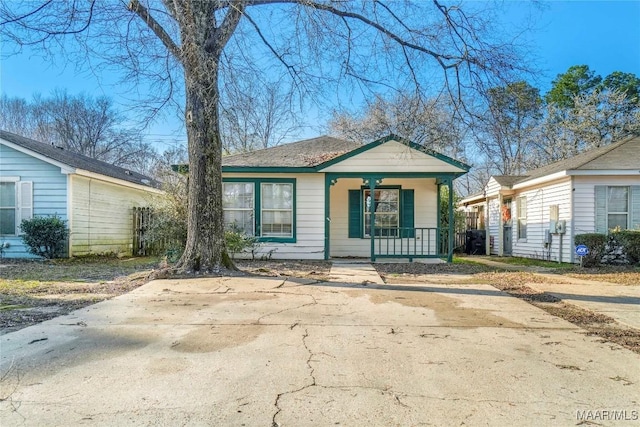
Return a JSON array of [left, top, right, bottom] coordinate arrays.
[[1, 1, 639, 150]]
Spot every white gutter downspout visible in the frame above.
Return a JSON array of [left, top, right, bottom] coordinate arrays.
[[570, 175, 575, 264]]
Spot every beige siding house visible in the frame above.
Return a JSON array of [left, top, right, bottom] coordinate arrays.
[[0, 130, 161, 258], [221, 135, 469, 261], [459, 135, 640, 263]]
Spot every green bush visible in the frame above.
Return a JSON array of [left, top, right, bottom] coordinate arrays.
[[612, 230, 640, 265], [20, 215, 69, 259], [225, 226, 259, 259], [574, 233, 607, 267]]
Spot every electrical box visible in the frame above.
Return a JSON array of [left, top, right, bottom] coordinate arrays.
[[549, 205, 560, 234], [556, 220, 566, 234], [544, 229, 551, 246], [549, 220, 558, 234]]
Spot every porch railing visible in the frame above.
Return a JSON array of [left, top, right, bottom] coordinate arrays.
[[373, 227, 442, 260]]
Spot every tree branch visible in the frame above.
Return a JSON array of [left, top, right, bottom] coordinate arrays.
[[128, 0, 181, 60]]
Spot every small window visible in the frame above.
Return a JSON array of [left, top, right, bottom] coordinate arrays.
[[517, 196, 527, 239], [607, 186, 629, 230], [261, 183, 293, 238], [223, 182, 254, 235], [0, 182, 16, 235], [364, 189, 399, 237]]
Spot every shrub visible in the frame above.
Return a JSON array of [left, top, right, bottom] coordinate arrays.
[[612, 230, 640, 265], [145, 176, 188, 257], [574, 233, 607, 267], [225, 226, 259, 259], [20, 215, 69, 259]]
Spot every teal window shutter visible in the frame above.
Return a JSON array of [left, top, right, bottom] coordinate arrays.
[[401, 189, 415, 238], [348, 190, 362, 238], [594, 186, 606, 233], [631, 186, 640, 230]]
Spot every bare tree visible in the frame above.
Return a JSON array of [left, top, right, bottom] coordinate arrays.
[[532, 89, 640, 166], [0, 92, 156, 173], [329, 92, 468, 160], [220, 76, 302, 153], [1, 1, 527, 273]]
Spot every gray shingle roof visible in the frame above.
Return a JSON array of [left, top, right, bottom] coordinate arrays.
[[493, 175, 529, 186], [0, 130, 160, 188], [222, 136, 362, 167], [516, 134, 640, 184]]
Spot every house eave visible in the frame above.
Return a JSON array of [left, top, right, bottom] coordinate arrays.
[[567, 169, 640, 176], [1, 138, 76, 174], [511, 171, 568, 190], [222, 166, 317, 173], [75, 169, 163, 193]]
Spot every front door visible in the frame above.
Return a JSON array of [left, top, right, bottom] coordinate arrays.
[[502, 198, 512, 255]]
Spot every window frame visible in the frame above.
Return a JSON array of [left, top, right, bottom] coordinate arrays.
[[222, 178, 296, 243], [516, 196, 527, 240], [606, 186, 629, 230], [222, 182, 255, 236], [361, 186, 401, 238], [0, 180, 17, 236]]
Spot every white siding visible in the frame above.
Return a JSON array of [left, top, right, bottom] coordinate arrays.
[[511, 178, 572, 262], [319, 140, 466, 173], [223, 173, 325, 260], [485, 177, 503, 197], [71, 175, 153, 256], [573, 175, 640, 259], [329, 178, 437, 258], [487, 197, 500, 255]]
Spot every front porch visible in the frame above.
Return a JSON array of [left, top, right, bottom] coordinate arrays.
[[324, 173, 458, 262]]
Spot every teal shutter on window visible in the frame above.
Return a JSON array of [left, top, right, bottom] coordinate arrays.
[[631, 186, 640, 230], [594, 185, 606, 233], [348, 190, 362, 238], [401, 189, 415, 238]]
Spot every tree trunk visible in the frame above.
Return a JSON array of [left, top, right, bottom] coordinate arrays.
[[175, 62, 234, 273]]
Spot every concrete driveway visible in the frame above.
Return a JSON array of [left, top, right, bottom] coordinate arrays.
[[1, 275, 639, 426]]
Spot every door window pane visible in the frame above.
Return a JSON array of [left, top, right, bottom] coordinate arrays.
[[364, 189, 399, 237]]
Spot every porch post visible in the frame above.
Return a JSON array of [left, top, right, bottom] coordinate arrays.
[[448, 177, 454, 263], [369, 176, 376, 262], [436, 180, 442, 257]]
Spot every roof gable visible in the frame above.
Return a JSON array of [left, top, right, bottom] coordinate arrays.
[[0, 130, 159, 189], [316, 134, 469, 173], [515, 134, 640, 184]]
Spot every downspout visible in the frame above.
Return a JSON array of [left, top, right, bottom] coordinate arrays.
[[498, 193, 504, 256], [570, 176, 575, 264]]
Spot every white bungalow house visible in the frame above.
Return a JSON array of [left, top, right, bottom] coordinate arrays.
[[0, 130, 162, 258], [459, 134, 640, 263], [220, 134, 470, 261]]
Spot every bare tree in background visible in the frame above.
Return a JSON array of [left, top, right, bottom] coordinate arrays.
[[1, 1, 527, 273], [0, 92, 156, 173], [329, 92, 468, 160], [220, 76, 302, 153]]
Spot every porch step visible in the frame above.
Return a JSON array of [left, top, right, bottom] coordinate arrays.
[[329, 262, 385, 285]]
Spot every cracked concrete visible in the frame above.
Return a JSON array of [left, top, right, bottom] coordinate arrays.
[[1, 274, 639, 426]]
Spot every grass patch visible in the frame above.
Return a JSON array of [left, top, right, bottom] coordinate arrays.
[[487, 256, 575, 269]]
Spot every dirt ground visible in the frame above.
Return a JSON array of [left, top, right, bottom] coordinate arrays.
[[1, 257, 639, 354]]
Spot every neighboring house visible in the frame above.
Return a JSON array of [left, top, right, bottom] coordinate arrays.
[[0, 130, 162, 258], [459, 134, 640, 263], [220, 134, 469, 261]]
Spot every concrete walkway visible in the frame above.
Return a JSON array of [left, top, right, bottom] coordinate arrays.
[[2, 275, 639, 426], [329, 261, 385, 284], [470, 257, 640, 329]]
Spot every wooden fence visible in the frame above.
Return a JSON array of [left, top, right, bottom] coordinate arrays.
[[132, 207, 154, 256]]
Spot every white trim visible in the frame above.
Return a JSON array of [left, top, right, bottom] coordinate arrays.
[[74, 169, 163, 194], [1, 138, 75, 174], [0, 176, 20, 182], [568, 170, 640, 176], [512, 171, 567, 189]]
